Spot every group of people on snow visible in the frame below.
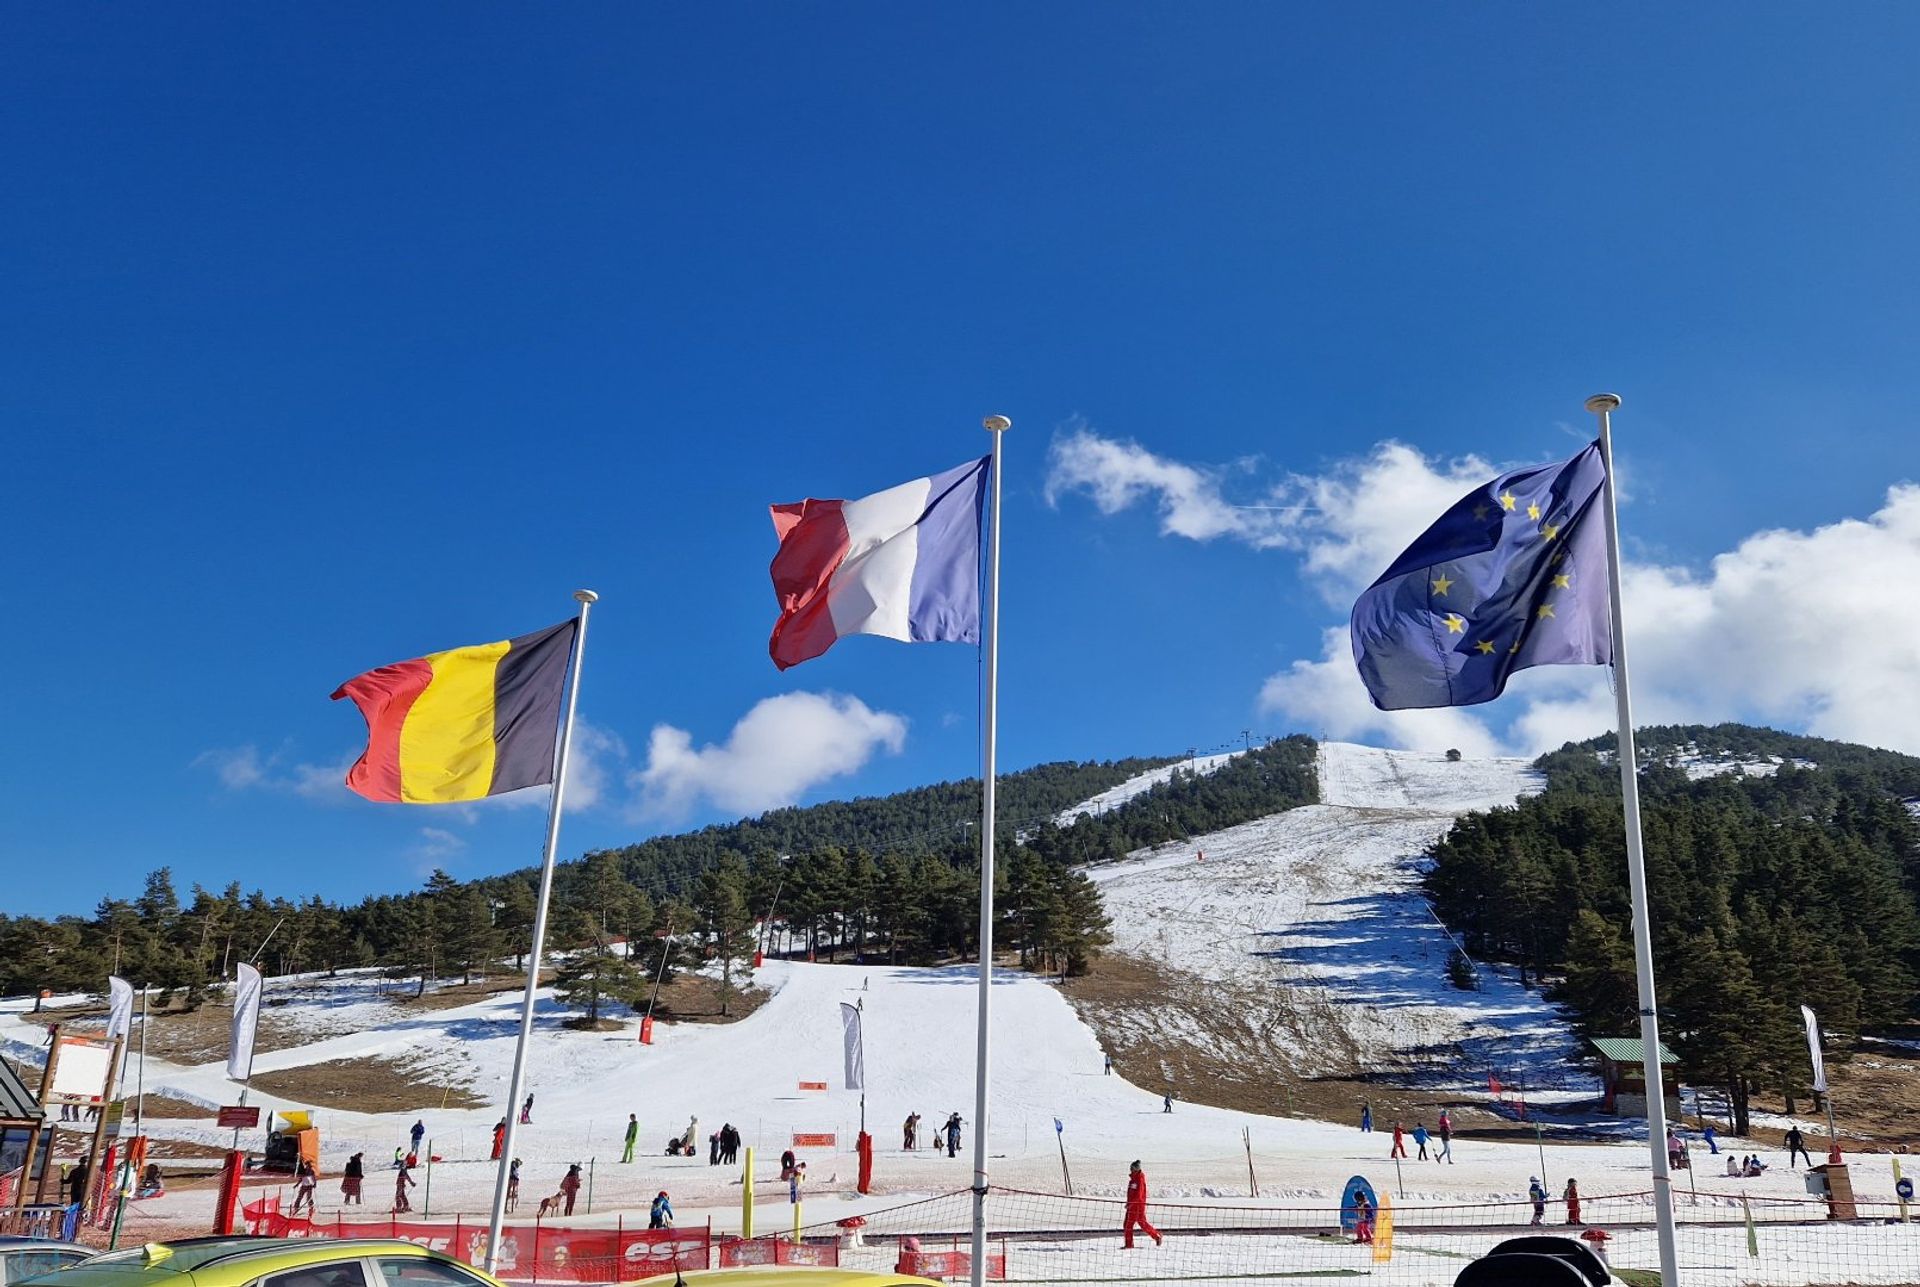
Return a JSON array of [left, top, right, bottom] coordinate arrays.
[[1384, 1114, 1452, 1163]]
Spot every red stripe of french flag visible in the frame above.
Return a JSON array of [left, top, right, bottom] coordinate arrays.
[[768, 457, 990, 670]]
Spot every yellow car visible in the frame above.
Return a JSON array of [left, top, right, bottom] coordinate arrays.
[[26, 1238, 509, 1287], [631, 1271, 941, 1287]]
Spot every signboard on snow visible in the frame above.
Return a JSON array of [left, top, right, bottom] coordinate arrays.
[[796, 1081, 827, 1092], [791, 1132, 836, 1148], [45, 1034, 115, 1103], [218, 1106, 261, 1129]]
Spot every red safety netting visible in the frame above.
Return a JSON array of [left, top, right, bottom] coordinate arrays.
[[241, 1199, 712, 1282]]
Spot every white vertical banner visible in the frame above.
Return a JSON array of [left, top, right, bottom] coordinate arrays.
[[105, 977, 134, 1042], [1802, 1004, 1828, 1094], [840, 1002, 865, 1092], [228, 963, 262, 1082]]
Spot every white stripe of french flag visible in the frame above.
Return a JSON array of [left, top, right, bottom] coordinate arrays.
[[767, 456, 991, 670]]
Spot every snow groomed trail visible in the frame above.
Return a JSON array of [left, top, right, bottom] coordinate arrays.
[[1086, 742, 1576, 1090]]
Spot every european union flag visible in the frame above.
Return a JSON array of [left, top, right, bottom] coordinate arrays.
[[1350, 442, 1613, 710]]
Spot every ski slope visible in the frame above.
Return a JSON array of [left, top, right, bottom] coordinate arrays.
[[1086, 742, 1574, 1088], [0, 738, 1865, 1257], [1052, 751, 1240, 825]]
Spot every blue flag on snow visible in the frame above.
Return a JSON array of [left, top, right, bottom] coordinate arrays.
[[1350, 442, 1613, 710]]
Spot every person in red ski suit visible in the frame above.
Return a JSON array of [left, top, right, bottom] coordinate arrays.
[[1124, 1160, 1164, 1248]]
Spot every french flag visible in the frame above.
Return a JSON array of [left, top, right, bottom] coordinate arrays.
[[768, 456, 990, 670]]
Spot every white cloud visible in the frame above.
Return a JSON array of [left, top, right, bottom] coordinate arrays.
[[411, 827, 467, 860], [195, 745, 358, 802], [1261, 468, 1920, 757], [1045, 427, 1300, 547], [1065, 429, 1920, 759], [632, 692, 908, 820], [1258, 628, 1512, 757]]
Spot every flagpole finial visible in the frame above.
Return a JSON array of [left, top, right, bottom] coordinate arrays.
[[982, 415, 1012, 433], [1584, 393, 1621, 414], [573, 589, 600, 604]]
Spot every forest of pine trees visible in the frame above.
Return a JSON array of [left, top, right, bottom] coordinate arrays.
[[1426, 723, 1920, 1133], [0, 737, 1320, 1014]]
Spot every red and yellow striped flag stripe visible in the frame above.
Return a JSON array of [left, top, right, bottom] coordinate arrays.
[[331, 619, 577, 804]]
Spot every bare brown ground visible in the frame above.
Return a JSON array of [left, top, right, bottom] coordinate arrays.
[[1063, 953, 1528, 1132], [652, 973, 769, 1024], [1066, 951, 1920, 1146], [250, 1055, 486, 1113]]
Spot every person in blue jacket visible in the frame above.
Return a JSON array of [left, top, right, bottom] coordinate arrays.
[[1360, 1102, 1372, 1133], [649, 1190, 674, 1229], [1412, 1122, 1430, 1160]]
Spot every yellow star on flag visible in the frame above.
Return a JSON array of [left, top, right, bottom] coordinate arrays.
[[1431, 575, 1454, 596], [1542, 522, 1560, 542], [1442, 613, 1466, 634], [1474, 639, 1496, 655], [1498, 490, 1517, 511], [1526, 501, 1542, 521], [1472, 504, 1490, 521], [1509, 640, 1521, 654], [1536, 603, 1556, 619], [1553, 573, 1571, 589]]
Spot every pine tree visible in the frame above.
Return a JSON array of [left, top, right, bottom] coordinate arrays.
[[695, 857, 756, 1015]]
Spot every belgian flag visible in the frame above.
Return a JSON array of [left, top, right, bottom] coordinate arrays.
[[331, 619, 577, 804]]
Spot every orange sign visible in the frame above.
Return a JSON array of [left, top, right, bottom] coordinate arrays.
[[797, 1081, 827, 1091], [791, 1133, 836, 1148]]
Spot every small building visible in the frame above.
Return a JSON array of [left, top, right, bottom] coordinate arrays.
[[0, 1057, 47, 1209], [1590, 1037, 1682, 1119]]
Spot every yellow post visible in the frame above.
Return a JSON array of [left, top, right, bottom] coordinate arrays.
[[1896, 1156, 1911, 1223], [792, 1197, 802, 1244], [1372, 1193, 1393, 1263], [741, 1147, 754, 1239]]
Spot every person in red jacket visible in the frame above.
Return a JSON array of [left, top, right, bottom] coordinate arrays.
[[1123, 1160, 1164, 1249]]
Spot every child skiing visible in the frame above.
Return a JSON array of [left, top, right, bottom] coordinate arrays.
[[650, 1191, 674, 1229], [393, 1164, 416, 1214], [1528, 1176, 1547, 1226], [1563, 1177, 1583, 1226], [1390, 1123, 1407, 1158], [506, 1159, 521, 1212], [623, 1115, 638, 1163]]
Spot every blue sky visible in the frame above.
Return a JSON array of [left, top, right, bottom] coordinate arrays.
[[8, 5, 1920, 916]]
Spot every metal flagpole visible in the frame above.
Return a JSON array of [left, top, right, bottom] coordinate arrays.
[[1588, 394, 1681, 1287], [970, 415, 1010, 1287], [484, 589, 598, 1273]]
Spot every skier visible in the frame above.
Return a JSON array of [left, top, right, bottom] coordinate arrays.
[[1122, 1160, 1164, 1248], [1413, 1122, 1430, 1161], [506, 1159, 521, 1212], [393, 1164, 416, 1214], [410, 1119, 426, 1156], [650, 1190, 674, 1229], [1703, 1125, 1720, 1155], [520, 1093, 534, 1124], [903, 1113, 918, 1150], [1359, 1102, 1372, 1133], [1104, 1053, 1113, 1076], [789, 1161, 806, 1205], [1162, 1091, 1174, 1114], [392, 1147, 406, 1170], [289, 1161, 318, 1216], [1528, 1176, 1547, 1226], [1562, 1177, 1583, 1226], [491, 1118, 506, 1161], [1350, 1187, 1374, 1245], [342, 1153, 364, 1206], [1785, 1125, 1813, 1168], [709, 1131, 722, 1166], [1436, 1112, 1453, 1164], [560, 1163, 582, 1216], [1390, 1123, 1407, 1159], [945, 1113, 963, 1158], [623, 1114, 639, 1163]]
